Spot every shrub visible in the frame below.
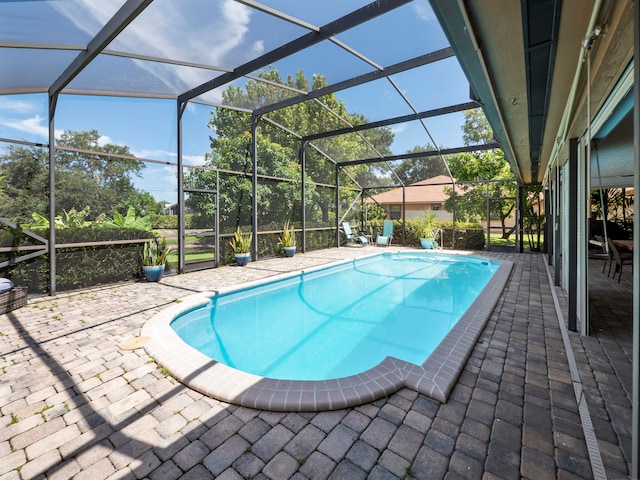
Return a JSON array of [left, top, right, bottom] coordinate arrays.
[[6, 227, 151, 293]]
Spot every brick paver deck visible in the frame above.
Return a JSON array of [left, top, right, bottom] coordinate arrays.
[[0, 247, 630, 479]]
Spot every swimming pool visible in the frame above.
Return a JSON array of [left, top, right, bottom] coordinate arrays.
[[172, 253, 498, 381], [141, 250, 512, 411]]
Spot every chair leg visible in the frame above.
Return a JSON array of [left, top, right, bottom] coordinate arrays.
[[618, 264, 622, 283]]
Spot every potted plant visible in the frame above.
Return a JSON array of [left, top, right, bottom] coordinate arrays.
[[419, 212, 438, 249], [278, 222, 297, 257], [229, 227, 252, 266], [142, 237, 172, 281]]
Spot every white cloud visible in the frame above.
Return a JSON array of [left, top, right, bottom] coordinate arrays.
[[183, 154, 206, 166], [414, 0, 436, 23], [97, 135, 112, 147], [391, 123, 408, 135], [50, 0, 256, 100], [0, 115, 64, 140], [0, 98, 39, 114]]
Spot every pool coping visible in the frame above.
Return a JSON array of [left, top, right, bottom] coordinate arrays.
[[141, 251, 513, 411]]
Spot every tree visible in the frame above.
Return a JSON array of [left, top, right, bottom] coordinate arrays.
[[200, 68, 395, 227], [185, 132, 308, 232], [393, 145, 450, 185], [444, 110, 516, 238], [0, 129, 161, 223]]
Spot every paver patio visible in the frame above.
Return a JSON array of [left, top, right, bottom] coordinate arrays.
[[0, 247, 631, 479]]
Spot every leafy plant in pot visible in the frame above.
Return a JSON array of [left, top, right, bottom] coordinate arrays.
[[278, 222, 296, 257], [229, 227, 252, 266], [419, 211, 438, 249], [142, 237, 172, 281]]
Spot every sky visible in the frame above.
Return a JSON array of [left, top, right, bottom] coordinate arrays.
[[0, 0, 472, 203]]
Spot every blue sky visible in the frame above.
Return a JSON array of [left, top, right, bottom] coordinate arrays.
[[0, 0, 471, 202]]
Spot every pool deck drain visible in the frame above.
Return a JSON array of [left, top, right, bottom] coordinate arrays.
[[142, 253, 513, 411]]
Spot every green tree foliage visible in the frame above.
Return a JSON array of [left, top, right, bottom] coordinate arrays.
[[393, 144, 450, 185], [0, 130, 162, 223], [185, 132, 306, 232], [444, 110, 516, 238], [195, 68, 395, 227]]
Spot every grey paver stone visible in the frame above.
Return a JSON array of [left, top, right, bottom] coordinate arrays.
[[20, 449, 62, 479], [216, 468, 245, 480], [368, 464, 402, 480], [238, 417, 272, 444], [411, 446, 449, 480], [149, 460, 182, 480], [59, 422, 113, 459], [378, 403, 406, 426], [404, 410, 432, 434], [129, 449, 161, 479], [232, 452, 265, 478], [520, 445, 556, 479], [10, 416, 65, 450], [388, 424, 423, 461], [252, 424, 295, 462], [200, 414, 244, 450], [172, 439, 210, 471], [317, 424, 358, 461], [491, 418, 521, 448], [328, 459, 366, 480], [361, 417, 396, 451], [285, 424, 325, 459], [0, 450, 26, 476], [455, 432, 488, 463], [75, 439, 114, 469], [109, 437, 155, 469], [341, 410, 372, 433], [153, 432, 189, 461], [424, 428, 455, 457], [154, 413, 187, 439], [448, 451, 483, 479], [47, 459, 81, 480], [377, 450, 411, 478], [345, 439, 379, 471], [202, 434, 249, 476], [299, 451, 336, 480], [73, 457, 116, 480], [263, 451, 300, 480], [485, 440, 521, 479], [281, 412, 309, 433], [25, 424, 80, 460], [181, 464, 214, 480], [310, 410, 346, 433]]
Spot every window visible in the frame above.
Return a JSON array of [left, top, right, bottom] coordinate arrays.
[[389, 205, 401, 220]]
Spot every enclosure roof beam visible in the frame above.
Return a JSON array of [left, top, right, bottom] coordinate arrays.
[[255, 47, 454, 116], [179, 0, 411, 103], [338, 142, 501, 167], [49, 0, 153, 95], [302, 101, 478, 142]]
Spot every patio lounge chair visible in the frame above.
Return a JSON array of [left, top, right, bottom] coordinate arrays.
[[607, 238, 633, 283], [342, 222, 368, 246], [589, 235, 611, 274], [376, 220, 394, 246]]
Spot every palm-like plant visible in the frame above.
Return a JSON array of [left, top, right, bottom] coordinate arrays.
[[142, 237, 172, 266], [229, 227, 252, 254], [277, 222, 296, 248]]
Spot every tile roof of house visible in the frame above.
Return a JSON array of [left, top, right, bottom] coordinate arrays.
[[366, 175, 457, 204]]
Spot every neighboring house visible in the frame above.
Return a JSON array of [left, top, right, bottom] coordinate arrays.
[[366, 175, 456, 222]]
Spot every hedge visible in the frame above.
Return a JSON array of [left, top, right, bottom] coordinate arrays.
[[5, 227, 151, 294]]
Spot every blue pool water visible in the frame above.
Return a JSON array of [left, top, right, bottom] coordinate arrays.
[[171, 253, 499, 381]]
